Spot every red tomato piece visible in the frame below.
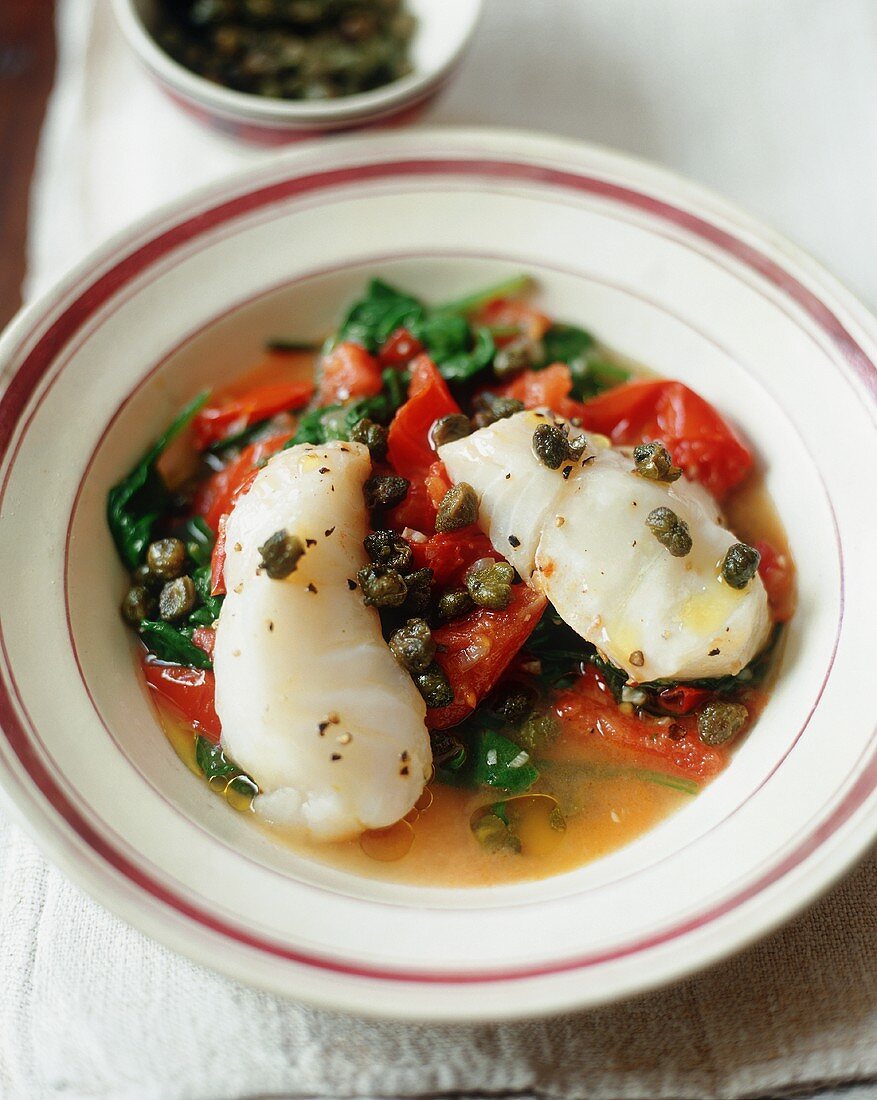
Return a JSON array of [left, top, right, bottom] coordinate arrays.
[[497, 364, 582, 419], [142, 661, 221, 742], [193, 430, 292, 533], [387, 355, 461, 479], [192, 380, 313, 450], [554, 667, 728, 781], [427, 586, 547, 729], [474, 298, 551, 344], [318, 341, 382, 405], [578, 379, 753, 499], [754, 539, 796, 623], [656, 685, 713, 716], [379, 327, 424, 367], [191, 626, 216, 660], [410, 529, 497, 586], [210, 513, 228, 596]]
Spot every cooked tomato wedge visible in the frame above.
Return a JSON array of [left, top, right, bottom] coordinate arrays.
[[410, 528, 497, 585], [474, 298, 551, 344], [755, 539, 796, 623], [193, 430, 292, 533], [387, 355, 460, 477], [379, 327, 424, 367], [554, 667, 728, 781], [143, 661, 221, 742], [497, 363, 582, 419], [318, 341, 383, 405], [656, 685, 713, 716], [578, 379, 753, 499], [192, 380, 313, 450], [427, 586, 547, 730]]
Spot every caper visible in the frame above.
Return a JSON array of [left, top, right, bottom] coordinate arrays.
[[568, 434, 589, 461], [492, 338, 540, 380], [121, 585, 156, 626], [389, 617, 436, 673], [429, 413, 471, 449], [258, 529, 305, 579], [645, 506, 693, 557], [401, 567, 433, 616], [721, 542, 761, 589], [146, 537, 188, 581], [435, 587, 474, 623], [471, 812, 520, 853], [532, 423, 572, 469], [413, 661, 454, 707], [357, 564, 408, 608], [158, 576, 196, 622], [363, 529, 413, 572], [435, 483, 479, 533], [364, 474, 409, 510], [471, 393, 524, 430], [350, 417, 388, 460], [697, 701, 749, 745], [132, 562, 164, 594], [632, 441, 682, 483], [510, 711, 560, 754], [491, 683, 533, 725], [466, 560, 515, 610]]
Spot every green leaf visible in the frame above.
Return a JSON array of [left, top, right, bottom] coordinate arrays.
[[264, 339, 320, 353], [541, 323, 597, 364], [189, 565, 223, 626], [471, 728, 539, 793], [436, 327, 495, 382], [206, 417, 275, 456], [139, 621, 212, 670], [106, 392, 208, 569], [408, 312, 470, 362], [436, 274, 532, 316], [195, 735, 238, 779], [335, 278, 424, 352], [540, 323, 630, 400], [181, 516, 215, 567]]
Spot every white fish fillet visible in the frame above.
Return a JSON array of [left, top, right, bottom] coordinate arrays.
[[213, 441, 431, 841], [439, 410, 770, 682]]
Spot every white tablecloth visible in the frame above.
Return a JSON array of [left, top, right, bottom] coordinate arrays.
[[4, 1, 876, 1097]]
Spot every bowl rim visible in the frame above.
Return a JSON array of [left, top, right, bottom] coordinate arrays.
[[110, 0, 483, 126], [1, 127, 876, 1020]]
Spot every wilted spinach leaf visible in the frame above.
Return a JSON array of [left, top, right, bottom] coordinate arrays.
[[139, 621, 212, 670]]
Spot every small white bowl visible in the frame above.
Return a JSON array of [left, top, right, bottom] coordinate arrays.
[[1, 129, 876, 1020], [112, 0, 482, 144]]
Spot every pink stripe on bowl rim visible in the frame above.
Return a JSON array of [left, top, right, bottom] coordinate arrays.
[[0, 153, 874, 989]]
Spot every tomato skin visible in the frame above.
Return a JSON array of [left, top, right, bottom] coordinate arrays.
[[498, 364, 582, 419], [474, 298, 551, 344], [192, 380, 313, 450], [379, 327, 424, 366], [427, 586, 547, 729], [210, 514, 228, 596], [191, 626, 216, 660], [193, 430, 292, 533], [578, 379, 753, 499], [318, 341, 382, 404], [554, 667, 728, 781], [410, 529, 497, 585], [143, 661, 221, 742], [656, 685, 713, 716], [387, 355, 460, 478], [755, 539, 796, 623]]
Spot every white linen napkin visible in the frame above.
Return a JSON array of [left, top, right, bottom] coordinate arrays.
[[4, 1, 876, 1097]]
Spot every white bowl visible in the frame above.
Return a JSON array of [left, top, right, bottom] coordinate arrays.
[[0, 129, 875, 1021], [112, 0, 482, 143]]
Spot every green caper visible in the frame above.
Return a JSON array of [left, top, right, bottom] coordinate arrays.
[[131, 562, 163, 594], [363, 529, 413, 572], [510, 711, 560, 754], [632, 441, 682, 483], [401, 567, 433, 616], [357, 564, 408, 608], [429, 413, 471, 449], [531, 423, 572, 469], [364, 474, 409, 510], [645, 506, 693, 557], [435, 483, 479, 533], [466, 560, 515, 610], [413, 661, 454, 707], [697, 701, 749, 745], [721, 542, 761, 589], [146, 537, 188, 581], [389, 617, 436, 673], [471, 811, 520, 853], [350, 417, 389, 460], [121, 585, 156, 626], [492, 338, 540, 380], [471, 393, 524, 430], [435, 587, 474, 623], [258, 529, 305, 579], [158, 576, 196, 622], [491, 683, 533, 725]]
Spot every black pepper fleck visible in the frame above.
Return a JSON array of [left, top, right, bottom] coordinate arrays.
[[319, 467, 330, 474], [709, 648, 720, 656], [306, 583, 317, 593], [305, 538, 317, 547], [562, 465, 573, 480], [331, 753, 342, 762], [508, 535, 521, 548], [346, 578, 357, 590], [324, 527, 336, 537]]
